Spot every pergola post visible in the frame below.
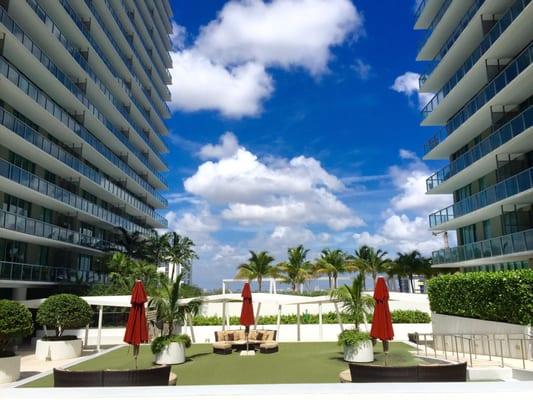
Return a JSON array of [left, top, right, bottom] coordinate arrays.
[[96, 305, 103, 352], [84, 324, 89, 349], [254, 302, 261, 329], [222, 300, 226, 331], [318, 302, 323, 341], [334, 301, 344, 332], [188, 313, 196, 343], [296, 304, 301, 342], [276, 305, 282, 339]]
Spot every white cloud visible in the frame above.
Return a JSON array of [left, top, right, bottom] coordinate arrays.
[[195, 0, 363, 75], [183, 134, 363, 231], [170, 22, 187, 50], [389, 152, 450, 214], [353, 214, 454, 257], [352, 59, 371, 80], [168, 51, 273, 117], [198, 131, 240, 160], [391, 72, 433, 110], [168, 0, 364, 117], [164, 208, 220, 239]]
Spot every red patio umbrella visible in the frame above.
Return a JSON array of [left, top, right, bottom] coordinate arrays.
[[240, 283, 255, 353], [370, 277, 394, 359], [124, 280, 149, 367]]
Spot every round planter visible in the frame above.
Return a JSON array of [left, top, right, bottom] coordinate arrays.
[[154, 342, 186, 365], [343, 340, 374, 363], [35, 338, 82, 361], [0, 355, 20, 384]]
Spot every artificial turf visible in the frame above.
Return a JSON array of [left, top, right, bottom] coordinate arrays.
[[23, 342, 423, 387]]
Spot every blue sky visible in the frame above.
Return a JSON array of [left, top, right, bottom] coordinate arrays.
[[162, 0, 453, 288]]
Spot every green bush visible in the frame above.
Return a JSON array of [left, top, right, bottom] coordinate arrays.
[[151, 334, 191, 354], [191, 309, 430, 326], [337, 330, 371, 347], [0, 300, 33, 355], [36, 294, 92, 337], [427, 270, 533, 325], [391, 310, 431, 323]]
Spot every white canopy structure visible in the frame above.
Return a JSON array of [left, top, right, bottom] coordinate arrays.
[[20, 293, 349, 351]]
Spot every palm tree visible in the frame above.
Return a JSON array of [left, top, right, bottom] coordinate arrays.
[[167, 233, 197, 282], [351, 245, 391, 288], [314, 249, 353, 289], [149, 272, 201, 336], [236, 251, 276, 292], [145, 231, 171, 266], [106, 252, 163, 295], [114, 227, 149, 260], [276, 245, 312, 293], [393, 250, 431, 293], [330, 273, 374, 331]]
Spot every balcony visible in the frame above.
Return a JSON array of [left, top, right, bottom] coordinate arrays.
[[0, 158, 152, 235], [426, 105, 533, 192], [0, 107, 167, 227], [0, 56, 168, 206], [0, 261, 107, 284], [21, 1, 168, 172], [429, 166, 533, 229], [423, 40, 533, 157], [0, 209, 116, 252], [420, 0, 530, 116], [432, 228, 533, 267]]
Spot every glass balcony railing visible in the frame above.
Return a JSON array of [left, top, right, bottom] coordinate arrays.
[[420, 0, 529, 113], [103, 0, 169, 131], [417, 0, 452, 53], [432, 228, 533, 265], [24, 0, 167, 174], [0, 158, 151, 235], [0, 209, 116, 251], [426, 106, 533, 191], [125, 5, 172, 100], [429, 167, 533, 227], [415, 0, 429, 21], [424, 39, 533, 154], [0, 56, 168, 206], [0, 261, 108, 284], [0, 107, 168, 226], [419, 0, 486, 87]]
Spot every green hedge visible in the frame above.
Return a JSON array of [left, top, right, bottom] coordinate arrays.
[[427, 270, 533, 326], [192, 309, 430, 326]]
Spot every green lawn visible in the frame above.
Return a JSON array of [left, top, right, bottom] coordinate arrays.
[[23, 342, 423, 387]]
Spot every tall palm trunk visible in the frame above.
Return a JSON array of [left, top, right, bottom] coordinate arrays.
[[258, 276, 262, 292], [409, 273, 415, 293]]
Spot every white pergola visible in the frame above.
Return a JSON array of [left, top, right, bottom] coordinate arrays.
[[20, 293, 349, 351]]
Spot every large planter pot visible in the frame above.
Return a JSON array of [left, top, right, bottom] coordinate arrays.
[[35, 338, 82, 361], [154, 342, 186, 365], [343, 340, 374, 363], [0, 355, 20, 384]]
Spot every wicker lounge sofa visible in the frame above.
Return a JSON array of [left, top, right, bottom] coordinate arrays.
[[340, 362, 467, 383], [213, 329, 278, 353], [53, 365, 172, 387]]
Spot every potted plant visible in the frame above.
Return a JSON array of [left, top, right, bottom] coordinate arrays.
[[0, 300, 33, 383], [35, 294, 92, 361], [149, 273, 201, 364], [331, 274, 375, 362]]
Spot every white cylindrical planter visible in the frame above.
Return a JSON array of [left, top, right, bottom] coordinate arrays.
[[0, 355, 20, 384], [343, 340, 374, 363], [35, 339, 82, 361], [154, 342, 186, 365]]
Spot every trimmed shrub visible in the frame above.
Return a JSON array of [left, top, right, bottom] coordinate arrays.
[[0, 300, 33, 355], [427, 270, 533, 325], [151, 334, 191, 354], [36, 294, 92, 337], [391, 310, 431, 323]]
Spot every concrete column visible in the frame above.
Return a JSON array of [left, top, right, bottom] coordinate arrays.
[[12, 287, 27, 300]]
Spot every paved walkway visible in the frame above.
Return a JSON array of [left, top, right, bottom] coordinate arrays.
[[1, 345, 120, 388]]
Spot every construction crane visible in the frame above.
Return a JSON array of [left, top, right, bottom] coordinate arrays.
[[432, 231, 449, 248]]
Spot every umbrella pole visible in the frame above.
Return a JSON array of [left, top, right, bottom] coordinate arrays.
[[383, 340, 389, 366]]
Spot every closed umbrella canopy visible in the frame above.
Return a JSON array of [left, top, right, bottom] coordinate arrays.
[[124, 280, 149, 348], [240, 282, 255, 327], [370, 277, 394, 341]]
